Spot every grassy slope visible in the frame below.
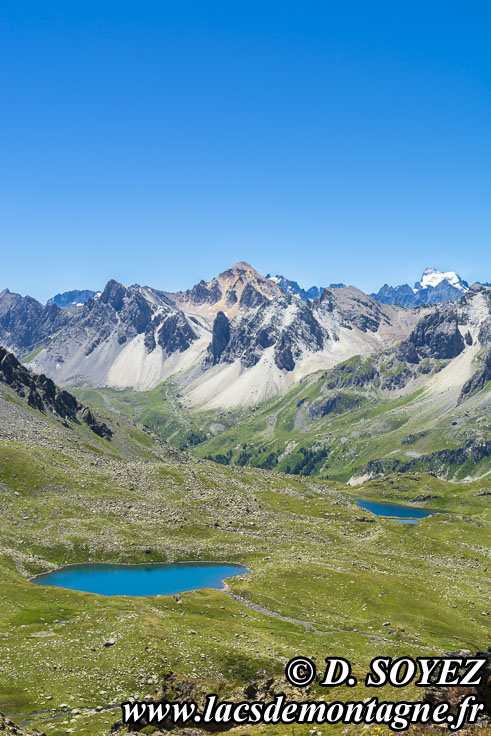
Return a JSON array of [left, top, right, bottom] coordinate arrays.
[[73, 379, 248, 451], [0, 383, 490, 736], [72, 354, 491, 483], [194, 359, 491, 481]]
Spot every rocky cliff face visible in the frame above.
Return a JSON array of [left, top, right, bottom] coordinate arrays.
[[20, 281, 206, 390], [394, 286, 490, 371], [0, 346, 112, 438], [202, 285, 418, 377], [204, 294, 328, 371], [0, 288, 70, 354], [208, 311, 231, 364], [397, 310, 465, 363], [459, 292, 491, 401], [317, 286, 399, 333], [184, 285, 420, 408]]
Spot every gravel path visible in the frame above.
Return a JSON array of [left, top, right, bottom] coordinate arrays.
[[224, 585, 443, 652]]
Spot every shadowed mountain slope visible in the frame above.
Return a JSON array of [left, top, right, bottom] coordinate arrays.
[[0, 345, 112, 439]]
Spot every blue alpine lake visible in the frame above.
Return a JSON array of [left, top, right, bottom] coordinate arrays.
[[31, 562, 250, 597], [354, 498, 442, 524]]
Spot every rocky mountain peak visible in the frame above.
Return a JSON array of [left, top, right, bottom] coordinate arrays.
[[226, 260, 256, 271], [22, 280, 203, 390], [99, 279, 128, 311], [170, 261, 283, 322]]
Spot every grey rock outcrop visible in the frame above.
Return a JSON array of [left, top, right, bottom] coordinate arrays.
[[0, 713, 37, 735], [0, 345, 112, 439], [397, 309, 464, 363], [0, 289, 70, 354], [204, 294, 327, 371], [209, 311, 230, 365]]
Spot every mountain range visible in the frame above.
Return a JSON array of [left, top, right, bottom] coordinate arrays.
[[0, 263, 489, 415], [266, 275, 330, 301], [270, 266, 471, 306], [370, 267, 469, 307], [43, 266, 476, 308], [0, 262, 421, 406]]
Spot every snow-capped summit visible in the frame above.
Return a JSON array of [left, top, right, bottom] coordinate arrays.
[[371, 268, 470, 307], [415, 268, 469, 294]]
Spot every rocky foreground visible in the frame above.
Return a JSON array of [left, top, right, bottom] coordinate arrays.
[[0, 713, 39, 736]]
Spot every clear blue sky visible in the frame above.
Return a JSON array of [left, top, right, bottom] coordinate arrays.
[[1, 1, 490, 302]]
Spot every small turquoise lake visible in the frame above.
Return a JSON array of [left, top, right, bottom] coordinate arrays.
[[32, 562, 250, 597], [354, 498, 442, 524]]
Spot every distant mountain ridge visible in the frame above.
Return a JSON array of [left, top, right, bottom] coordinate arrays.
[[266, 275, 325, 301], [266, 267, 474, 307], [19, 266, 482, 312], [46, 289, 99, 307], [266, 274, 345, 301], [371, 267, 469, 307]]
